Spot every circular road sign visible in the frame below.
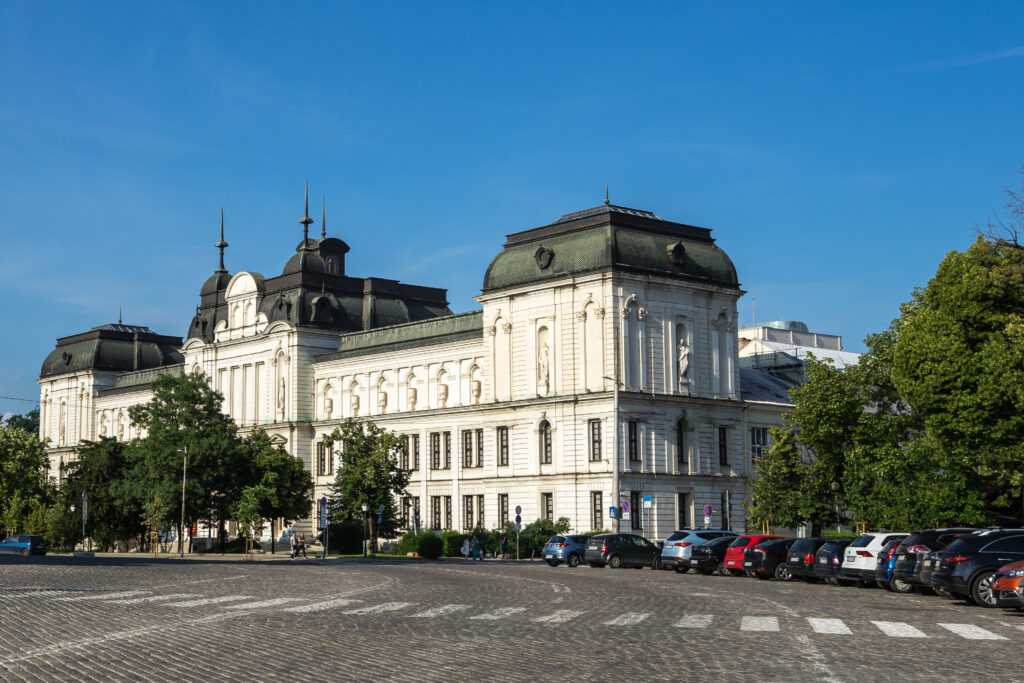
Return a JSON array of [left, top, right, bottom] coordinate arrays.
[[703, 504, 712, 517], [515, 505, 522, 515]]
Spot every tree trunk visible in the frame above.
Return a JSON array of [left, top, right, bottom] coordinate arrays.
[[368, 516, 376, 556]]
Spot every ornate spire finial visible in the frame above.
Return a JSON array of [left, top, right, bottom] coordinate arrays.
[[299, 180, 314, 244], [215, 207, 229, 273], [118, 306, 122, 325], [321, 194, 326, 239], [604, 180, 610, 206]]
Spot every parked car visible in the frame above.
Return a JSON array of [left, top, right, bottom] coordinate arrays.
[[840, 532, 908, 586], [875, 539, 903, 590], [0, 534, 47, 556], [813, 538, 857, 585], [932, 529, 1024, 607], [784, 538, 831, 582], [890, 528, 978, 594], [585, 533, 662, 569], [688, 536, 736, 575], [742, 538, 798, 580], [723, 535, 782, 576], [542, 534, 590, 567], [990, 559, 1024, 607], [660, 529, 737, 573]]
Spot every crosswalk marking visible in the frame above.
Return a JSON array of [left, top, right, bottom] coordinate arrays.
[[164, 595, 252, 608], [872, 621, 927, 638], [741, 616, 779, 632], [57, 591, 149, 602], [603, 612, 649, 626], [807, 618, 852, 635], [341, 602, 414, 615], [282, 598, 361, 613], [532, 610, 585, 624], [938, 623, 1007, 640], [223, 598, 303, 610], [408, 604, 471, 618], [108, 594, 199, 605], [469, 607, 527, 620], [674, 614, 714, 628], [2, 590, 77, 599]]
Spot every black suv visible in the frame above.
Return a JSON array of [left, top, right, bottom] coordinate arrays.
[[931, 529, 1024, 606], [890, 528, 978, 594], [785, 538, 831, 582], [584, 534, 661, 569], [743, 538, 798, 580]]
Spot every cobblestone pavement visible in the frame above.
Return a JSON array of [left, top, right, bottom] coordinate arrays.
[[1, 555, 1022, 682]]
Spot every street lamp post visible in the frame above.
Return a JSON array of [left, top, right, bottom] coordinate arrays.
[[360, 503, 368, 558], [604, 318, 621, 533], [177, 447, 187, 558]]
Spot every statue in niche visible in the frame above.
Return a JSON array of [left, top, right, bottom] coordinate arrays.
[[117, 421, 125, 441], [325, 395, 334, 419], [471, 380, 482, 405], [58, 407, 66, 443], [438, 383, 449, 408], [99, 417, 107, 438], [378, 391, 388, 413], [351, 394, 360, 416], [537, 343, 550, 390], [278, 378, 286, 408], [677, 337, 691, 389], [408, 387, 418, 410]]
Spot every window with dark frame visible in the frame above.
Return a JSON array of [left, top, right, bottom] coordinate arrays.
[[400, 437, 409, 470], [317, 442, 326, 476], [463, 430, 473, 468], [430, 432, 440, 469], [475, 429, 484, 467], [412, 497, 421, 528], [678, 492, 690, 528], [541, 492, 553, 521], [718, 426, 729, 466], [497, 426, 509, 466], [591, 491, 603, 531], [628, 421, 640, 462], [721, 490, 731, 531], [463, 495, 474, 530], [444, 432, 451, 469], [411, 434, 420, 470], [444, 496, 452, 530], [677, 420, 687, 468], [539, 421, 552, 465], [630, 491, 641, 530], [750, 427, 769, 461], [589, 420, 602, 462], [499, 493, 509, 524], [431, 496, 441, 530], [476, 494, 485, 528], [401, 497, 411, 528]]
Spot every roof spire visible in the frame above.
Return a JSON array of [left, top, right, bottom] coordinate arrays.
[[118, 306, 122, 325], [215, 207, 229, 273], [321, 194, 326, 239], [604, 180, 610, 206], [299, 180, 314, 244]]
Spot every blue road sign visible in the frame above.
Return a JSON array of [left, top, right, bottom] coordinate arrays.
[[515, 515, 521, 524], [608, 506, 617, 519], [621, 500, 630, 513], [703, 504, 713, 516]]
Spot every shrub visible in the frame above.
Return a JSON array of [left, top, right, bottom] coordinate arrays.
[[395, 530, 419, 555], [584, 529, 610, 536], [416, 530, 443, 559], [440, 530, 468, 557], [317, 520, 364, 554]]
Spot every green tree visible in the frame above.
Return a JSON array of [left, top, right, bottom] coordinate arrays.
[[60, 437, 144, 551], [0, 423, 53, 537], [4, 408, 40, 435], [748, 427, 811, 530], [325, 418, 410, 554]]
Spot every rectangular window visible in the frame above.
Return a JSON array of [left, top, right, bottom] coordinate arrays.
[[317, 442, 326, 476], [328, 443, 334, 475], [401, 497, 411, 528], [721, 490, 731, 531], [499, 493, 509, 524], [677, 422, 687, 468], [540, 423, 552, 465], [431, 496, 441, 530], [411, 434, 420, 471], [589, 420, 602, 462], [476, 494, 485, 528], [475, 429, 484, 467], [678, 492, 690, 528], [463, 495, 474, 530], [630, 491, 641, 530], [444, 432, 451, 469], [412, 497, 421, 529], [718, 426, 729, 466], [591, 491, 603, 531], [400, 436, 409, 470], [628, 421, 640, 462], [750, 427, 769, 461], [463, 430, 474, 468], [444, 496, 452, 530], [541, 493, 553, 521], [497, 426, 509, 466], [430, 433, 440, 469]]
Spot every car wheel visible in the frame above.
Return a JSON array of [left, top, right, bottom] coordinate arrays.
[[674, 566, 690, 574], [891, 576, 914, 594], [546, 560, 559, 567], [716, 561, 730, 576], [825, 576, 839, 586], [588, 562, 604, 568], [651, 557, 662, 571], [971, 571, 999, 607], [608, 555, 622, 569], [774, 563, 792, 581], [567, 553, 580, 568]]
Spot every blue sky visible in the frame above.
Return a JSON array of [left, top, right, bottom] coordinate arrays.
[[2, 2, 1024, 417]]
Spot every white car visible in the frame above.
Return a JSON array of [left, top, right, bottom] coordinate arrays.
[[840, 532, 909, 584]]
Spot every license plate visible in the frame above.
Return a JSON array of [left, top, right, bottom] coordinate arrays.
[[544, 554, 554, 559], [925, 560, 932, 567], [897, 555, 906, 561], [818, 558, 827, 564], [743, 561, 752, 567], [690, 559, 700, 565], [789, 556, 799, 562]]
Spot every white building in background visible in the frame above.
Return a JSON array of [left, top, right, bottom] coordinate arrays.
[[738, 321, 861, 387], [37, 191, 792, 541]]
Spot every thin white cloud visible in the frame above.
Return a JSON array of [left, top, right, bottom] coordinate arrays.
[[894, 45, 1024, 73]]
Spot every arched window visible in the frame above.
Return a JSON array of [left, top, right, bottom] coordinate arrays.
[[539, 420, 552, 465]]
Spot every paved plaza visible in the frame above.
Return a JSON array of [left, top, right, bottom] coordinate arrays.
[[1, 555, 1022, 681]]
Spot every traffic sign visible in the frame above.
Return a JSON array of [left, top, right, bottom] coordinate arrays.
[[608, 506, 617, 519], [515, 515, 521, 524], [643, 495, 652, 509], [515, 523, 521, 531], [621, 499, 630, 513], [703, 515, 712, 526], [515, 505, 522, 515], [703, 504, 712, 517]]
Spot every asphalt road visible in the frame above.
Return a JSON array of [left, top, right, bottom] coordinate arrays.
[[0, 555, 1022, 682]]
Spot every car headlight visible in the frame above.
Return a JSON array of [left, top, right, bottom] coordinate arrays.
[[1007, 569, 1024, 578]]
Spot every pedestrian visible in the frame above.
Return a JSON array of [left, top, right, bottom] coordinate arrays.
[[461, 537, 470, 560], [471, 535, 481, 562], [289, 531, 298, 560], [298, 531, 307, 558], [500, 535, 509, 561]]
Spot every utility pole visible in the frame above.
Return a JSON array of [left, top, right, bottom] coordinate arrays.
[[605, 306, 622, 533], [178, 447, 187, 558]]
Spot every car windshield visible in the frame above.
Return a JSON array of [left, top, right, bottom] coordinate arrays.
[[850, 535, 875, 548], [666, 531, 690, 542]]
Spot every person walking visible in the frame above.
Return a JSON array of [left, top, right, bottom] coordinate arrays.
[[471, 535, 481, 562], [500, 535, 509, 561], [298, 532, 307, 559], [289, 531, 298, 560], [461, 537, 470, 560]]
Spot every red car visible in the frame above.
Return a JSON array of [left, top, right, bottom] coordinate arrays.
[[722, 535, 783, 576]]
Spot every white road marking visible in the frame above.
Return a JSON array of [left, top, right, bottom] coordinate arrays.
[[674, 614, 714, 628], [872, 621, 927, 638], [57, 591, 149, 602], [282, 598, 362, 613], [603, 612, 649, 626], [469, 607, 527, 620], [1, 590, 79, 599], [341, 602, 415, 615], [807, 618, 852, 635], [937, 623, 1007, 640], [222, 598, 303, 610], [408, 604, 471, 618], [740, 616, 780, 632], [532, 609, 585, 623], [164, 595, 252, 607], [108, 594, 199, 605]]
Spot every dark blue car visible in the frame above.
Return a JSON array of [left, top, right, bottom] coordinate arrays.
[[875, 538, 902, 589], [813, 538, 856, 585], [0, 534, 47, 556]]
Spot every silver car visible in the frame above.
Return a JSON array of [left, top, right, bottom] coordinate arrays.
[[660, 529, 738, 572]]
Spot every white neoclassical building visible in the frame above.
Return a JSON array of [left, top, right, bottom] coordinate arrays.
[[37, 193, 792, 541]]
